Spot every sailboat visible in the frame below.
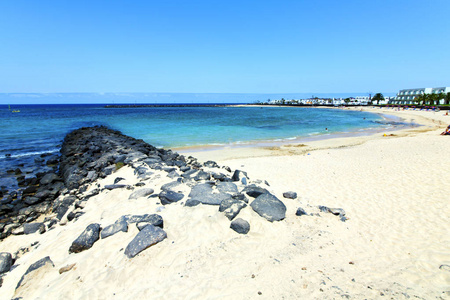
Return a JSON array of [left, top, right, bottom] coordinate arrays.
[[8, 104, 20, 113]]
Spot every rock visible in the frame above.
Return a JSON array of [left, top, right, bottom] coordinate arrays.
[[182, 169, 197, 179], [204, 160, 219, 168], [16, 256, 54, 290], [114, 177, 126, 184], [189, 183, 231, 205], [69, 223, 101, 253], [159, 190, 184, 205], [0, 252, 12, 274], [283, 191, 297, 199], [319, 205, 347, 221], [23, 196, 42, 205], [295, 207, 308, 216], [230, 218, 250, 234], [22, 185, 38, 195], [23, 222, 46, 234], [242, 184, 270, 198], [124, 225, 167, 258], [250, 193, 286, 222], [59, 263, 76, 274], [55, 195, 76, 220], [101, 220, 128, 239], [161, 181, 184, 192], [219, 199, 247, 220], [129, 188, 154, 200], [104, 184, 128, 190], [185, 199, 201, 207], [119, 214, 163, 227], [12, 226, 24, 235], [231, 169, 248, 182], [46, 155, 60, 165], [232, 193, 248, 203], [194, 170, 211, 181], [40, 173, 61, 185], [217, 182, 239, 195]]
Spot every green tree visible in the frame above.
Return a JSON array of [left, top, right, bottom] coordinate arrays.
[[415, 93, 428, 105], [372, 93, 385, 105], [428, 93, 440, 106], [344, 98, 351, 104], [444, 92, 450, 105]]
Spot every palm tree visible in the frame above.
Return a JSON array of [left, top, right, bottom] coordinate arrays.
[[444, 92, 450, 105], [372, 93, 384, 105], [428, 93, 440, 106]]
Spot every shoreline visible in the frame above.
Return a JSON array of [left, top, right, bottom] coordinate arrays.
[[178, 106, 447, 161]]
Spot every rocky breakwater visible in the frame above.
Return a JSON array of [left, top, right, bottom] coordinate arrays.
[[1, 126, 348, 296]]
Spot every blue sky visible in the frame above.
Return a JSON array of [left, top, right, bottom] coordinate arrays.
[[0, 0, 449, 98]]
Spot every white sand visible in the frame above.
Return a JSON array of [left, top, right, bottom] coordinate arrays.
[[1, 107, 449, 299]]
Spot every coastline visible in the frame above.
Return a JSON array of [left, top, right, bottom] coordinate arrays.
[[0, 107, 449, 299]]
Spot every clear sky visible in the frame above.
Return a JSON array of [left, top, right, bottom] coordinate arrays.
[[1, 0, 449, 96]]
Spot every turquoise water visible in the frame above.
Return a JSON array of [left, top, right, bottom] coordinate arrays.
[[0, 104, 394, 189]]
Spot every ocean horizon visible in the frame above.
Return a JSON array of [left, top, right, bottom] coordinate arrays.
[[0, 92, 397, 105]]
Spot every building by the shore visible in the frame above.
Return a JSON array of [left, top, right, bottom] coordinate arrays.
[[390, 87, 450, 105]]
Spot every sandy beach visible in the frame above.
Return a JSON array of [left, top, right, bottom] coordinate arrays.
[[1, 106, 449, 299]]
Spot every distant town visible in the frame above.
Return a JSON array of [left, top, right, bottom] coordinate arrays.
[[257, 86, 450, 107]]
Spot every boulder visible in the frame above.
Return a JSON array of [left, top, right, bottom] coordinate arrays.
[[194, 170, 211, 181], [16, 256, 54, 290], [124, 225, 167, 258], [230, 218, 250, 234], [118, 214, 163, 227], [189, 183, 232, 205], [104, 184, 128, 190], [55, 195, 76, 220], [101, 220, 128, 239], [231, 170, 248, 182], [217, 182, 239, 195], [250, 193, 286, 222], [128, 188, 154, 200], [69, 223, 101, 253], [40, 173, 61, 185], [159, 190, 184, 205], [242, 184, 270, 198], [283, 191, 297, 199], [161, 181, 184, 192], [23, 222, 46, 234], [0, 252, 12, 274], [219, 199, 247, 220]]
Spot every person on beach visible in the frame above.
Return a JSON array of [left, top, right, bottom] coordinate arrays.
[[441, 125, 450, 135]]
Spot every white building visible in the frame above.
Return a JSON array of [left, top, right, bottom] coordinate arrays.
[[390, 87, 450, 105]]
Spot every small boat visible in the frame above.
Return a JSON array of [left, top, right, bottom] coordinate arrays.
[[8, 104, 20, 113]]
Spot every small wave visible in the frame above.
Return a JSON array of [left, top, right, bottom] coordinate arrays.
[[0, 148, 59, 160]]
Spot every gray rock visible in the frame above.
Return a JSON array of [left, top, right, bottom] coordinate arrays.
[[230, 218, 250, 234], [182, 169, 198, 178], [217, 182, 239, 195], [159, 190, 184, 205], [104, 184, 128, 190], [318, 205, 347, 221], [295, 207, 308, 216], [23, 196, 42, 205], [194, 170, 211, 181], [0, 252, 12, 274], [242, 184, 270, 198], [16, 256, 54, 289], [118, 214, 163, 227], [219, 199, 247, 220], [167, 170, 180, 179], [185, 199, 201, 207], [232, 193, 248, 203], [23, 222, 46, 234], [101, 220, 128, 239], [124, 225, 167, 258], [283, 191, 297, 199], [231, 170, 248, 182], [55, 195, 77, 220], [204, 160, 219, 168], [129, 188, 154, 200], [189, 183, 232, 205], [40, 173, 61, 185], [69, 223, 101, 253], [161, 181, 183, 192], [250, 193, 286, 222], [136, 218, 165, 230]]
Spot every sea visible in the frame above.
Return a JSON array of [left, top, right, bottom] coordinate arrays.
[[0, 103, 406, 191]]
